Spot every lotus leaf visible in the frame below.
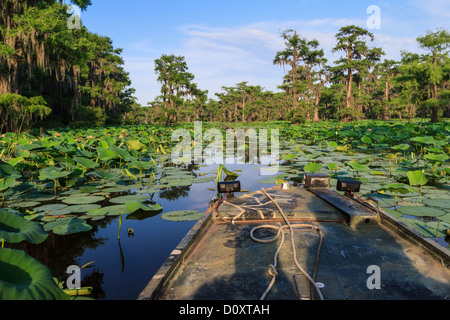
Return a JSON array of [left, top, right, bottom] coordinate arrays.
[[398, 217, 438, 238], [397, 206, 445, 218], [86, 208, 108, 216], [0, 248, 70, 300], [377, 183, 416, 194], [38, 167, 70, 181], [48, 204, 102, 215], [0, 210, 48, 244], [161, 210, 204, 221], [391, 144, 410, 150], [61, 195, 104, 204], [422, 199, 450, 210], [73, 157, 99, 169], [79, 186, 99, 193], [109, 194, 150, 204], [34, 204, 68, 212], [102, 204, 129, 216], [424, 153, 448, 162], [426, 221, 450, 236], [303, 163, 323, 173], [406, 170, 428, 187], [0, 177, 18, 192], [326, 163, 338, 171], [410, 136, 434, 144], [0, 163, 22, 179], [125, 201, 162, 213], [126, 140, 147, 152], [97, 147, 117, 162], [346, 162, 370, 173], [52, 218, 93, 235]]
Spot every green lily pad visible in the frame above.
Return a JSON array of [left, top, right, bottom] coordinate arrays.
[[381, 208, 403, 218], [398, 217, 437, 238], [0, 247, 70, 300], [161, 210, 204, 221], [406, 170, 428, 186], [397, 206, 446, 218], [425, 221, 450, 236], [0, 210, 48, 244], [34, 204, 68, 212], [47, 204, 102, 216], [73, 157, 99, 169], [61, 195, 104, 205], [38, 167, 71, 181], [125, 201, 162, 213], [79, 186, 100, 193], [422, 199, 450, 210], [102, 204, 129, 216], [11, 201, 41, 208], [52, 219, 92, 235], [109, 194, 150, 204], [86, 208, 108, 216], [303, 163, 323, 173]]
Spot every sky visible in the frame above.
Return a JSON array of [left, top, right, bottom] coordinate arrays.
[[75, 0, 450, 106]]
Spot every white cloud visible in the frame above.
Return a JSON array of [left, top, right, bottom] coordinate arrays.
[[413, 0, 450, 19]]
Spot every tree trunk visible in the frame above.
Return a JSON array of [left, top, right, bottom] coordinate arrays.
[[313, 95, 320, 122], [346, 68, 353, 110]]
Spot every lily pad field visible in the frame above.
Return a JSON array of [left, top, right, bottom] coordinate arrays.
[[0, 120, 449, 300]]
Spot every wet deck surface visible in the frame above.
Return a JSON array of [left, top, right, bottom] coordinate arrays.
[[146, 187, 450, 300]]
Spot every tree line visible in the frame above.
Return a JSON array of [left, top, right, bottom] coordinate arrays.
[[123, 25, 449, 125], [0, 1, 448, 133], [0, 0, 135, 132]]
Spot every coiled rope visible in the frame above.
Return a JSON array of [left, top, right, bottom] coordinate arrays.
[[251, 188, 324, 300]]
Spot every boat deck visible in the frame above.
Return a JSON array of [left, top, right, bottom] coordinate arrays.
[[139, 186, 450, 300]]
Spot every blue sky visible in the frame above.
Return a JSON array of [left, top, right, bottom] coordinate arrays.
[[76, 0, 450, 106]]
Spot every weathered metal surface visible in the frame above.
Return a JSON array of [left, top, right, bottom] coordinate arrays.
[[138, 186, 450, 300], [306, 188, 379, 229]]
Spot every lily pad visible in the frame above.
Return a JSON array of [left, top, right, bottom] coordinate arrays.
[[398, 217, 437, 238], [34, 204, 68, 212], [0, 247, 70, 300], [303, 163, 323, 173], [52, 219, 93, 235], [125, 201, 162, 213], [0, 210, 48, 244], [47, 204, 102, 215], [61, 195, 104, 205], [381, 208, 403, 218], [86, 208, 108, 216], [396, 206, 446, 218], [102, 204, 129, 216], [109, 194, 150, 204], [73, 157, 99, 169], [11, 201, 41, 208], [422, 199, 450, 210], [161, 210, 204, 221]]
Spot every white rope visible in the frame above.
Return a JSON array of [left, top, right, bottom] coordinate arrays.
[[251, 188, 324, 300]]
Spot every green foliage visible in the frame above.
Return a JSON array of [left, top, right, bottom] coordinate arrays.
[[0, 247, 70, 300], [0, 1, 135, 132], [0, 93, 51, 133]]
